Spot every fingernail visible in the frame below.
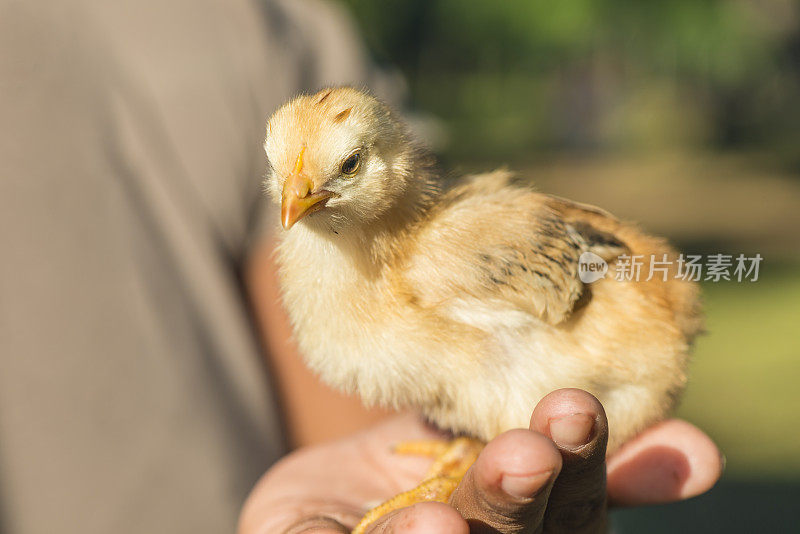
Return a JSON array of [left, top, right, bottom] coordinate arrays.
[[500, 469, 553, 499], [549, 413, 595, 450]]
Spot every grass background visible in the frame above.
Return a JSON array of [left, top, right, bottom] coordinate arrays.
[[680, 267, 800, 478]]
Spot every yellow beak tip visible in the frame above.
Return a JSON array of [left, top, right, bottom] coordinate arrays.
[[280, 202, 297, 230]]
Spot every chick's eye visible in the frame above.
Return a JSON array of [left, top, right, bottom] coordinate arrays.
[[341, 152, 361, 176]]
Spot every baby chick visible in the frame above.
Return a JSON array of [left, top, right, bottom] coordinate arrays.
[[264, 87, 702, 530]]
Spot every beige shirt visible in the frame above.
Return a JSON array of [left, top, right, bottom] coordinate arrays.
[[0, 1, 381, 532]]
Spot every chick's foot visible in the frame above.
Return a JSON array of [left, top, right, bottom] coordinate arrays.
[[352, 437, 484, 533]]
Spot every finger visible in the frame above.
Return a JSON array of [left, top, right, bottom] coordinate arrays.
[[364, 502, 468, 533], [285, 516, 348, 534], [530, 388, 609, 533], [449, 429, 562, 533], [607, 418, 723, 506]]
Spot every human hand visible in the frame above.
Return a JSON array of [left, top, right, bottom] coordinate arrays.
[[238, 389, 722, 533]]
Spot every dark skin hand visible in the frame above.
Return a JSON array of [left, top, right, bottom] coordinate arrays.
[[238, 389, 722, 533]]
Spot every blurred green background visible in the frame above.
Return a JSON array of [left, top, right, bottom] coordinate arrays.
[[341, 0, 800, 530]]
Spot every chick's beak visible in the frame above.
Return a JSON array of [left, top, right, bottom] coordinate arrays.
[[281, 173, 333, 229]]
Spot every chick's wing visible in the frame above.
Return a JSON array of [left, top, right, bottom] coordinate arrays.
[[400, 172, 627, 326]]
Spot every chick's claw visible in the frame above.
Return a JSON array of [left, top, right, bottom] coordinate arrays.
[[352, 437, 484, 533]]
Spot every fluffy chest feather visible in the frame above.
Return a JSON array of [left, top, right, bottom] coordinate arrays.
[[275, 225, 468, 408]]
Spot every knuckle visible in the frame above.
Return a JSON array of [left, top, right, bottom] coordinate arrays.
[[452, 481, 546, 534]]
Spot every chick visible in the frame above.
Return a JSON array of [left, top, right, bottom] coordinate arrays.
[[264, 87, 702, 531]]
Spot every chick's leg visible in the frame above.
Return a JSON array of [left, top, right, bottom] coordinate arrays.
[[352, 437, 484, 534]]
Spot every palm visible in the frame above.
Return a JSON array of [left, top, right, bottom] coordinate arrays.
[[240, 414, 444, 532]]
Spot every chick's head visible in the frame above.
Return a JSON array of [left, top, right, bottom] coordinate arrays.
[[264, 87, 418, 231]]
